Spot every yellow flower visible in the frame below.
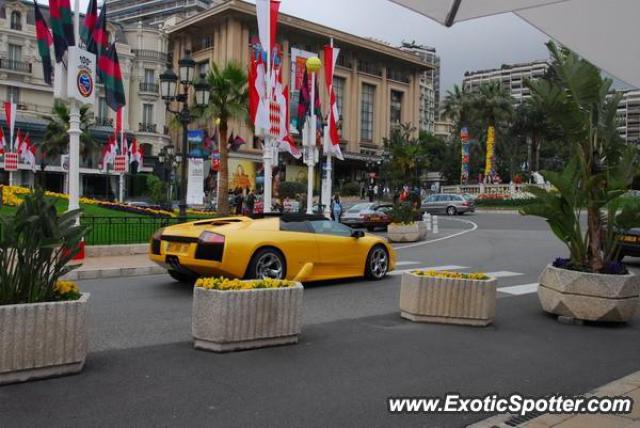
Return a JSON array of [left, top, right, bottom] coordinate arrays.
[[195, 277, 296, 290], [55, 280, 80, 295], [412, 270, 490, 281]]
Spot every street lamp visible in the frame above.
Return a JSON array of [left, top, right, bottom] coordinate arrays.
[[160, 52, 210, 219], [303, 56, 322, 214]]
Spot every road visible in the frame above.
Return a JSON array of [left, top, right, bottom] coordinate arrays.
[[2, 213, 639, 428]]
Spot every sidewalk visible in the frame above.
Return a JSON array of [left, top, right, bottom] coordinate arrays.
[[64, 254, 165, 280], [470, 371, 640, 428]]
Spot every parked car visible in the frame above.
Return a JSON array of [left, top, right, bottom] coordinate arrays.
[[421, 193, 475, 216], [341, 202, 391, 228], [362, 204, 393, 231], [617, 227, 640, 261]]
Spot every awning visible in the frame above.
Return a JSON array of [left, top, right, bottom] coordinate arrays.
[[388, 0, 640, 89]]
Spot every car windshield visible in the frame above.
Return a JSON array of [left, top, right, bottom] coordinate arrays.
[[347, 203, 373, 213], [462, 194, 474, 201]]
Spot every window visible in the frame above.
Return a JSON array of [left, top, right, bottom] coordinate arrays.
[[142, 104, 153, 125], [280, 220, 312, 233], [333, 76, 345, 119], [10, 11, 21, 30], [360, 83, 375, 142], [200, 36, 212, 49], [309, 220, 352, 237], [7, 86, 20, 103], [8, 44, 22, 62], [144, 69, 155, 84], [26, 9, 34, 25], [390, 90, 403, 126], [198, 61, 209, 77]]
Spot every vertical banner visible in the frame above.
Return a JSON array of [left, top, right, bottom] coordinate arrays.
[[289, 47, 317, 131], [484, 125, 496, 180], [186, 158, 205, 205], [460, 127, 470, 184]]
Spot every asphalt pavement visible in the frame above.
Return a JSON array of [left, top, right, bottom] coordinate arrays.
[[2, 213, 639, 428]]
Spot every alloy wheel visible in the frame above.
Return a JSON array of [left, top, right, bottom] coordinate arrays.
[[369, 247, 389, 279], [255, 252, 284, 279]]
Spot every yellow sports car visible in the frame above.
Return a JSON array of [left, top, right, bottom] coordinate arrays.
[[149, 214, 396, 283]]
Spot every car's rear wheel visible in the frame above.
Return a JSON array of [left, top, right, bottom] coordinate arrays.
[[446, 206, 457, 216], [168, 270, 198, 284], [365, 245, 389, 280], [247, 248, 287, 279]]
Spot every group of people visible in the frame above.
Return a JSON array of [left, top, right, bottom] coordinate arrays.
[[231, 187, 256, 216]]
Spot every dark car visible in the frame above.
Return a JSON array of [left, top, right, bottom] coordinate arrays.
[[421, 193, 475, 216], [618, 228, 640, 260]]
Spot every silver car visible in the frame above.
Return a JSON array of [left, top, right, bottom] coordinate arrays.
[[421, 193, 475, 216], [340, 202, 382, 227]]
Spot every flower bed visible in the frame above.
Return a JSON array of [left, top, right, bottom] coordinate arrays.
[[412, 270, 490, 281], [192, 278, 303, 352]]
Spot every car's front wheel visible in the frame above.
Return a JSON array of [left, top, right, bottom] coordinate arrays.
[[168, 270, 198, 284], [247, 248, 287, 279], [446, 206, 457, 216], [365, 245, 389, 280]]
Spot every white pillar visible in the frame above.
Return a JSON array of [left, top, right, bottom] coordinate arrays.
[[118, 173, 125, 202], [321, 126, 332, 218], [305, 71, 317, 215], [68, 102, 81, 212], [263, 136, 273, 212]]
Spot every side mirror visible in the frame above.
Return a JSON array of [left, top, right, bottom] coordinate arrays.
[[351, 230, 365, 238]]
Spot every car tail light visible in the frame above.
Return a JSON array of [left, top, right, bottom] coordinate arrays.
[[195, 231, 225, 261], [462, 201, 471, 207]]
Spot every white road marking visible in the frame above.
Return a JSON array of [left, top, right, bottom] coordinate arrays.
[[499, 283, 539, 296], [389, 265, 469, 276], [394, 218, 478, 250], [485, 271, 524, 278], [395, 261, 420, 266]]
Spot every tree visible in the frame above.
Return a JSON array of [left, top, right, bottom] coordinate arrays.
[[383, 124, 429, 190], [419, 132, 460, 184], [42, 100, 97, 166], [196, 62, 248, 215], [472, 82, 514, 181], [442, 84, 472, 131]]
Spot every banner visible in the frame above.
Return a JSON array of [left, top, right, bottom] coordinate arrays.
[[290, 47, 316, 131], [460, 127, 470, 184], [484, 125, 496, 180], [229, 159, 257, 191], [187, 130, 206, 158], [186, 158, 205, 205]]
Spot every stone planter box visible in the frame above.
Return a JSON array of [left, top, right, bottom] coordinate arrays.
[[400, 273, 496, 326], [0, 294, 90, 385], [538, 265, 640, 322], [387, 222, 427, 243], [192, 284, 303, 352]]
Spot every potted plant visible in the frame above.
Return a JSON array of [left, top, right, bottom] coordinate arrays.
[[400, 270, 496, 326], [192, 277, 303, 352], [0, 189, 89, 384], [386, 202, 426, 243], [522, 42, 640, 322]]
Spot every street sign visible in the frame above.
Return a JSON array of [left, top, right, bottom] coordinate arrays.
[[4, 152, 18, 171], [114, 155, 127, 173], [66, 47, 96, 106]]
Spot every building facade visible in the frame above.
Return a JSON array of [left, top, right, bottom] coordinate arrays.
[[463, 60, 549, 102], [0, 0, 170, 198], [106, 0, 219, 28], [166, 0, 432, 191], [399, 42, 440, 131], [616, 90, 640, 144]]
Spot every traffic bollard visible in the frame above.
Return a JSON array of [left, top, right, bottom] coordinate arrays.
[[424, 212, 432, 231], [433, 215, 439, 234]]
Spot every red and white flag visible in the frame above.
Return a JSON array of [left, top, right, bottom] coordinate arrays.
[[255, 0, 280, 135], [273, 70, 300, 158], [100, 135, 118, 169], [0, 126, 5, 155], [323, 44, 343, 160], [18, 132, 36, 171], [3, 101, 16, 151], [255, 0, 280, 62], [129, 137, 142, 165]]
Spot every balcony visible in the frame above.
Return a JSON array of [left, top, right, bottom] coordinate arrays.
[[95, 117, 113, 127], [139, 82, 159, 94], [139, 123, 157, 133], [131, 49, 168, 63], [0, 59, 32, 73]]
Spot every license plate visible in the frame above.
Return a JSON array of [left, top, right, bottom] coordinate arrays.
[[166, 242, 190, 254], [621, 235, 638, 243]]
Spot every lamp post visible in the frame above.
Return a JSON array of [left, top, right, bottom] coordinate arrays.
[[303, 56, 321, 214], [159, 52, 210, 219]]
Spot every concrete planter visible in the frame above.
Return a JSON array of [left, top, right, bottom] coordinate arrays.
[[538, 265, 640, 322], [387, 222, 427, 243], [0, 294, 90, 385], [400, 273, 496, 326], [192, 284, 303, 352]]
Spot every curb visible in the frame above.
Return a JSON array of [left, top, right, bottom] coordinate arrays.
[[63, 265, 166, 281], [85, 244, 149, 257], [475, 209, 521, 214]]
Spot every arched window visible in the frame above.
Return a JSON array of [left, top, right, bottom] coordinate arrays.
[[10, 11, 22, 30]]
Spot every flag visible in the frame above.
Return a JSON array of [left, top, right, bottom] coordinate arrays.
[[128, 137, 142, 165], [115, 107, 124, 152], [255, 0, 280, 61], [323, 44, 343, 160], [48, 0, 74, 63], [98, 42, 126, 111], [0, 126, 5, 155], [33, 1, 53, 86], [87, 2, 108, 57], [3, 102, 16, 151], [248, 57, 259, 126], [15, 130, 25, 161], [18, 134, 36, 171], [81, 0, 98, 48], [296, 69, 310, 132], [101, 135, 118, 169], [278, 84, 300, 158]]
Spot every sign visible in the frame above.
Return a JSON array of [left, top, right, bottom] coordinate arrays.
[[290, 47, 317, 130], [66, 47, 96, 105], [4, 152, 18, 171], [186, 158, 205, 205], [229, 159, 257, 191], [187, 130, 206, 158], [114, 155, 127, 173]]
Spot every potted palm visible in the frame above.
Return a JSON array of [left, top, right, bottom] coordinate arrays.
[[522, 42, 640, 322], [192, 277, 303, 352], [0, 190, 89, 384], [386, 202, 426, 243]]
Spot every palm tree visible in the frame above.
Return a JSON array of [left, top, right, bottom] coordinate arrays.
[[472, 82, 513, 181], [43, 100, 97, 166], [511, 98, 557, 173], [442, 84, 472, 132], [196, 62, 248, 215]]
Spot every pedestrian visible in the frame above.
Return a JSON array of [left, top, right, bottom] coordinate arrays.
[[373, 184, 379, 199], [245, 189, 256, 217], [234, 188, 244, 215], [361, 185, 366, 200], [331, 194, 343, 222]]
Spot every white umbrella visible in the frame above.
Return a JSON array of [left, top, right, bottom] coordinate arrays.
[[388, 0, 640, 88]]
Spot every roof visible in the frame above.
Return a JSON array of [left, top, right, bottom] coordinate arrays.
[[167, 0, 431, 69]]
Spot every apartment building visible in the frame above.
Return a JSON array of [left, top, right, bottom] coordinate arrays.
[[399, 41, 440, 129], [463, 60, 549, 102], [616, 89, 640, 144], [106, 0, 220, 27]]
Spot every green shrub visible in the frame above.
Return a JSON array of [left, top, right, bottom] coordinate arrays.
[[0, 189, 88, 305], [279, 181, 306, 199], [387, 202, 417, 224], [339, 182, 361, 197], [146, 174, 168, 205]]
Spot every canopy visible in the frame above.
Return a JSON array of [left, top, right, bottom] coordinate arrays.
[[388, 0, 640, 89]]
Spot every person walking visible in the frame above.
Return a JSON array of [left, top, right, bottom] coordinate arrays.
[[245, 189, 256, 217], [234, 188, 244, 215], [331, 194, 343, 222]]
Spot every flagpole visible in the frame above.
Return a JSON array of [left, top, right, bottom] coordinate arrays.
[[67, 0, 81, 215], [322, 38, 334, 219]]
